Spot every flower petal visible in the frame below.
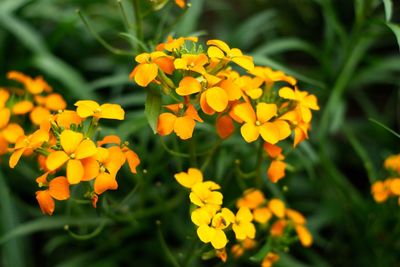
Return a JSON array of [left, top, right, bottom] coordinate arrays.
[[240, 122, 259, 143], [259, 122, 280, 144], [46, 151, 69, 171], [48, 176, 70, 200], [99, 104, 125, 120], [75, 139, 97, 159], [205, 87, 228, 112], [66, 159, 84, 184], [60, 130, 83, 154], [36, 190, 55, 215], [134, 63, 158, 87], [174, 168, 203, 188], [94, 172, 118, 195], [174, 116, 195, 140], [176, 77, 201, 96], [233, 102, 256, 123], [157, 113, 177, 136], [74, 100, 99, 118], [256, 103, 277, 123]]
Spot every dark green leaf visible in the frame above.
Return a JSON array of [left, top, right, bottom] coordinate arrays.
[[386, 23, 400, 51], [144, 85, 162, 134], [382, 0, 393, 22]]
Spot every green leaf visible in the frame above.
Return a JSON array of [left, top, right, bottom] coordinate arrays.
[[382, 0, 393, 22], [386, 23, 400, 51], [0, 170, 26, 267], [252, 38, 318, 59], [0, 216, 110, 245], [144, 85, 162, 134], [175, 0, 204, 36], [250, 239, 271, 262], [33, 54, 96, 100]]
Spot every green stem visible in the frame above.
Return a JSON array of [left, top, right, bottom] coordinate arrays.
[[200, 139, 222, 172], [160, 137, 190, 158], [255, 139, 264, 188], [182, 238, 198, 267], [188, 138, 197, 167], [156, 221, 181, 267], [86, 117, 99, 139], [369, 118, 400, 139], [64, 220, 106, 240]]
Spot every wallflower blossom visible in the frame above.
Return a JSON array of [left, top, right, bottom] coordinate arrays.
[[74, 100, 124, 120], [157, 103, 203, 140], [9, 129, 49, 168], [279, 87, 319, 123], [35, 173, 70, 215], [232, 207, 256, 240], [233, 102, 291, 144], [45, 130, 97, 184], [130, 51, 174, 87], [264, 143, 286, 183]]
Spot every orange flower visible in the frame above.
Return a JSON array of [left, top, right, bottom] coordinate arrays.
[[250, 66, 296, 86], [261, 252, 280, 267], [175, 0, 186, 8], [0, 123, 24, 155], [30, 94, 67, 125], [236, 189, 265, 209], [130, 52, 174, 87], [96, 135, 141, 174], [45, 130, 97, 184], [35, 173, 70, 215], [74, 100, 124, 120], [157, 103, 203, 140], [233, 102, 291, 144], [7, 71, 52, 94], [279, 87, 319, 123], [264, 143, 286, 183], [9, 129, 49, 168], [174, 53, 208, 74], [384, 154, 400, 174], [175, 76, 202, 96]]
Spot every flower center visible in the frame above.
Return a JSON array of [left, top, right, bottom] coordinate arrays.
[[70, 153, 76, 159], [255, 120, 261, 126]]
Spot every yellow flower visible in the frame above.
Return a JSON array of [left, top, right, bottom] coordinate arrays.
[[9, 129, 49, 168], [74, 100, 124, 120], [45, 130, 97, 184], [207, 39, 254, 71], [189, 181, 223, 209], [174, 167, 203, 189], [232, 207, 256, 240], [196, 208, 235, 249], [233, 102, 291, 144], [174, 53, 208, 74], [130, 51, 174, 87], [175, 76, 202, 96], [250, 66, 296, 86]]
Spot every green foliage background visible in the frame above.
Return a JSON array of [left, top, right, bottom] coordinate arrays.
[[0, 0, 399, 266]]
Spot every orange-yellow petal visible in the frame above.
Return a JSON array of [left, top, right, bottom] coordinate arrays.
[[81, 157, 100, 181], [74, 139, 97, 159], [12, 100, 33, 115], [45, 93, 67, 111], [9, 148, 26, 169], [268, 198, 285, 218], [30, 106, 51, 125], [267, 160, 286, 183], [0, 108, 10, 128], [256, 103, 277, 123], [176, 77, 201, 96], [233, 102, 256, 123], [240, 122, 259, 143], [124, 149, 140, 174], [94, 172, 118, 194], [60, 130, 83, 154], [134, 63, 158, 87], [205, 87, 229, 112], [174, 116, 195, 140], [3, 123, 24, 143], [99, 103, 125, 120], [259, 122, 280, 144], [74, 100, 98, 118], [157, 113, 177, 136], [231, 56, 254, 71], [174, 168, 203, 188], [36, 190, 55, 215], [48, 176, 70, 200], [216, 115, 234, 139], [46, 151, 69, 171], [66, 159, 84, 184], [295, 225, 313, 247]]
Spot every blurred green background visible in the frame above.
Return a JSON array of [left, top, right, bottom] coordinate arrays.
[[0, 0, 400, 266]]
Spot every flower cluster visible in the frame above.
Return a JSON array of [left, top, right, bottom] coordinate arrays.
[[2, 72, 140, 215], [174, 168, 312, 264], [130, 37, 319, 145], [371, 154, 400, 204]]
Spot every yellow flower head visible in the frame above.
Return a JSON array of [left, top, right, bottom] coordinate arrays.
[[75, 100, 125, 120], [45, 130, 97, 184], [232, 207, 256, 240]]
